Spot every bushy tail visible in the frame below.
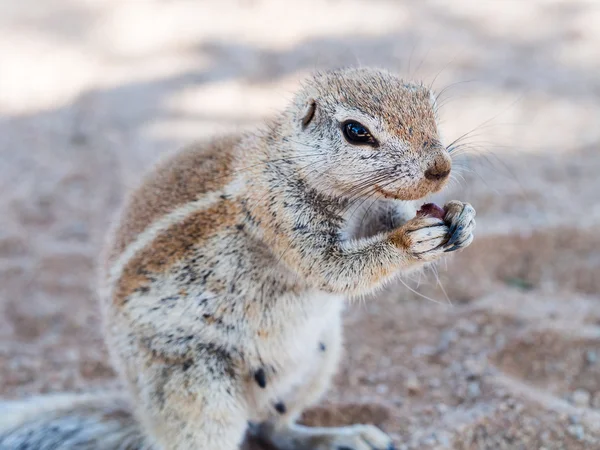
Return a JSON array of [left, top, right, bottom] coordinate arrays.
[[0, 393, 150, 450]]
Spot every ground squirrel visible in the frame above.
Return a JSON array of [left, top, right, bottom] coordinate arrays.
[[0, 68, 475, 450]]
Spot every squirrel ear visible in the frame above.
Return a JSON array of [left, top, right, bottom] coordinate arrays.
[[301, 99, 316, 129]]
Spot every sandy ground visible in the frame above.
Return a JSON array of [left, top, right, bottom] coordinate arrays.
[[2, 1, 600, 448]]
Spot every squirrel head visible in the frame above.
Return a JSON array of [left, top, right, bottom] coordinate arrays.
[[284, 68, 451, 201]]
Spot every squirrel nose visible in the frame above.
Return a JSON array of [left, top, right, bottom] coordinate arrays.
[[424, 167, 450, 181]]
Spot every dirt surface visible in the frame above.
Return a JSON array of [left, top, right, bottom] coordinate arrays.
[[2, 1, 600, 448]]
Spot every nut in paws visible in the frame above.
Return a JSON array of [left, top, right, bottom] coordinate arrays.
[[397, 201, 476, 260]]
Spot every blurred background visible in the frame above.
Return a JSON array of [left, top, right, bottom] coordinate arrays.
[[1, 1, 600, 448]]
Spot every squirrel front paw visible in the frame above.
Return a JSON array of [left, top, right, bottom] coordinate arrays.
[[393, 200, 476, 261], [442, 200, 476, 253]]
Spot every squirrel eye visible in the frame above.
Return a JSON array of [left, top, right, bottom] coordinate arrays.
[[342, 121, 377, 146]]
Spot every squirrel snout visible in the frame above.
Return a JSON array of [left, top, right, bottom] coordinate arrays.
[[424, 152, 452, 182], [424, 167, 450, 181], [425, 164, 450, 181]]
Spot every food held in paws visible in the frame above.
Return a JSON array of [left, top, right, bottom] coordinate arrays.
[[416, 203, 445, 220]]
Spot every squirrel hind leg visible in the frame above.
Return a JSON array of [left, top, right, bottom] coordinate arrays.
[[250, 318, 392, 449]]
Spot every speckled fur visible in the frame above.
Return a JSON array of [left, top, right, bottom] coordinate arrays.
[[0, 68, 475, 450]]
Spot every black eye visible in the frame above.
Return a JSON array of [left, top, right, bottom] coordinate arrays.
[[342, 121, 377, 146]]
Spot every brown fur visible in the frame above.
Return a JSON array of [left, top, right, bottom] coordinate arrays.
[[113, 198, 240, 306], [107, 136, 240, 264]]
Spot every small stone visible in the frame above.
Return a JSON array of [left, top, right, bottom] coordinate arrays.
[[482, 324, 495, 336], [585, 350, 598, 365], [540, 431, 551, 443], [421, 435, 437, 446], [412, 345, 437, 357], [428, 378, 441, 389], [376, 384, 389, 394], [360, 374, 378, 385], [456, 319, 479, 335], [514, 402, 525, 413], [436, 432, 451, 447], [436, 403, 449, 414], [464, 358, 485, 379], [405, 376, 421, 395], [567, 424, 585, 441], [467, 381, 481, 399], [497, 388, 509, 399], [448, 360, 462, 375], [437, 330, 458, 353], [572, 389, 591, 407], [494, 334, 507, 350]]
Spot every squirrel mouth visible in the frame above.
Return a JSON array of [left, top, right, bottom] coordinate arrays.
[[374, 185, 404, 200], [374, 183, 437, 201]]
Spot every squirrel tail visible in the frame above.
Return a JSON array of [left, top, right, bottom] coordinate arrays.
[[0, 392, 151, 450]]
